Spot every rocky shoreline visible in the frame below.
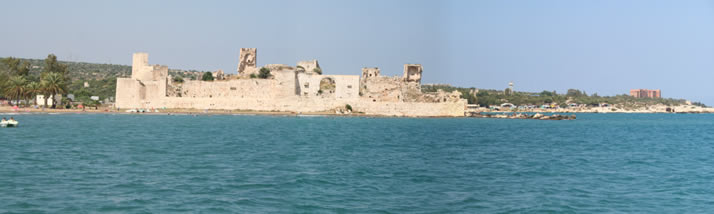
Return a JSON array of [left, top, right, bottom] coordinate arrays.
[[474, 104, 714, 114], [467, 112, 576, 120]]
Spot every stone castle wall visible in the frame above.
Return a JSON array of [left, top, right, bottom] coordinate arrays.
[[175, 71, 295, 99], [116, 51, 466, 117]]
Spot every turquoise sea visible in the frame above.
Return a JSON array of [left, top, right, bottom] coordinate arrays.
[[2, 113, 714, 213]]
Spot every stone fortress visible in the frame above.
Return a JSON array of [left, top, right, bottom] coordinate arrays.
[[116, 49, 466, 117]]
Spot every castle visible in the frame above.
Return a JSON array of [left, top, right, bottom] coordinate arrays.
[[115, 49, 466, 116]]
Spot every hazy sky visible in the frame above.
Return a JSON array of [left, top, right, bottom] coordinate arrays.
[[2, 0, 713, 104]]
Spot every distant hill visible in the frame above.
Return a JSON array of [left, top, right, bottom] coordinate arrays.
[[0, 57, 206, 101]]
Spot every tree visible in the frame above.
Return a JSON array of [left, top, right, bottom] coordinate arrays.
[[17, 61, 30, 76], [41, 72, 66, 108], [4, 76, 27, 105], [540, 90, 554, 97], [202, 72, 214, 81], [173, 76, 184, 83], [0, 73, 8, 97], [258, 67, 271, 79], [25, 81, 41, 105], [3, 57, 20, 74], [43, 54, 68, 75], [312, 67, 322, 75], [504, 88, 512, 96], [41, 54, 70, 103]]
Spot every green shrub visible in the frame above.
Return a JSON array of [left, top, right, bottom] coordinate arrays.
[[173, 76, 184, 83], [312, 67, 322, 75], [202, 72, 214, 81], [345, 104, 353, 111], [258, 67, 271, 79]]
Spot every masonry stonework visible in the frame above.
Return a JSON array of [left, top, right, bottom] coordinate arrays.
[[237, 48, 257, 76], [116, 50, 466, 117]]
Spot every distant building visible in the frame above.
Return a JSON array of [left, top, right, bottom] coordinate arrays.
[[36, 95, 62, 106], [630, 89, 661, 98], [90, 96, 100, 101], [84, 82, 90, 88]]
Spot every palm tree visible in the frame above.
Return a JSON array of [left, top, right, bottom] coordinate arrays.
[[25, 81, 41, 106], [41, 72, 66, 108], [4, 76, 27, 106]]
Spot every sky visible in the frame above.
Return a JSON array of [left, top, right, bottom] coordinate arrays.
[[1, 0, 713, 104]]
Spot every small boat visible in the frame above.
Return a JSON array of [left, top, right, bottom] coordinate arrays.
[[0, 120, 18, 128]]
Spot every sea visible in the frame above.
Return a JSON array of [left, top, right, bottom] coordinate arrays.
[[1, 113, 713, 213]]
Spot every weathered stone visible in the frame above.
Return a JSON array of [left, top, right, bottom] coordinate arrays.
[[237, 48, 257, 75], [116, 50, 467, 117], [297, 60, 320, 74], [403, 64, 423, 83]]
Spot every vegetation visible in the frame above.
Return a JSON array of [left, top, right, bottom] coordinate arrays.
[[258, 67, 271, 79], [296, 65, 306, 73], [0, 55, 71, 107], [0, 56, 209, 104], [422, 84, 478, 104], [25, 82, 41, 105], [4, 76, 27, 104], [0, 56, 705, 109], [40, 72, 66, 107], [423, 84, 703, 108], [2, 57, 30, 76], [345, 104, 353, 112], [319, 78, 335, 93], [202, 72, 214, 81]]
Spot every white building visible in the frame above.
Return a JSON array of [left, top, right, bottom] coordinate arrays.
[[36, 94, 62, 106]]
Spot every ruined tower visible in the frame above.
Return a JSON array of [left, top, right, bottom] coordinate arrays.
[[361, 67, 380, 79], [131, 52, 150, 80], [297, 60, 321, 74], [237, 48, 257, 74], [403, 64, 423, 83]]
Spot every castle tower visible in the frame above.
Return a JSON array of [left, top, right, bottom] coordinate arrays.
[[237, 48, 257, 74], [131, 52, 152, 81], [361, 67, 380, 79], [403, 64, 423, 83]]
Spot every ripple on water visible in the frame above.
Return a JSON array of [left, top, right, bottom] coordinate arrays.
[[1, 114, 714, 212]]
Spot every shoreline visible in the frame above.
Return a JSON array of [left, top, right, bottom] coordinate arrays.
[[2, 106, 714, 118], [0, 106, 433, 118], [472, 105, 714, 114]]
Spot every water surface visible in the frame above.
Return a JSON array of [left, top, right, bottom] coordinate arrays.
[[1, 113, 713, 213]]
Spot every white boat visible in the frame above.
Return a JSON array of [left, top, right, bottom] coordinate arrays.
[[0, 120, 18, 128]]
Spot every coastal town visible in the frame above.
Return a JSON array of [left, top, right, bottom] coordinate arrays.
[[0, 51, 712, 117]]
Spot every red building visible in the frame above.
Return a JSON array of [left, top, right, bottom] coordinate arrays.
[[630, 89, 661, 98]]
